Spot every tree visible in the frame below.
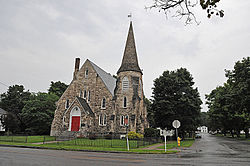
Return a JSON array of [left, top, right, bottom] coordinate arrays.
[[144, 97, 155, 127], [21, 93, 59, 135], [48, 81, 68, 98], [198, 112, 209, 127], [147, 0, 224, 24], [206, 57, 250, 138], [0, 85, 31, 133], [225, 57, 250, 138], [152, 68, 202, 138]]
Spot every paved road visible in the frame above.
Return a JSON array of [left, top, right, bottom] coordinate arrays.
[[0, 134, 249, 166]]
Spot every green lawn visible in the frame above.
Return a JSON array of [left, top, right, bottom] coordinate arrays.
[[0, 135, 55, 143], [158, 139, 195, 149], [57, 138, 154, 149], [0, 141, 177, 154]]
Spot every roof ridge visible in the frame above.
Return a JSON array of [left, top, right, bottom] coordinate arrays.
[[88, 60, 116, 96]]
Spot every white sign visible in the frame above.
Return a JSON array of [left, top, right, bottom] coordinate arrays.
[[172, 120, 181, 129]]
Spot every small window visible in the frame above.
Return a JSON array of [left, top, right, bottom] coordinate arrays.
[[123, 96, 127, 108], [88, 91, 90, 102], [85, 68, 89, 78], [120, 115, 124, 126], [99, 114, 107, 126], [79, 90, 83, 98], [101, 98, 106, 109], [122, 76, 129, 91], [65, 99, 69, 109], [120, 115, 129, 126], [84, 90, 87, 99]]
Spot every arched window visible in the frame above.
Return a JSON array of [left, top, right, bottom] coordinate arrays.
[[83, 90, 87, 99], [123, 96, 127, 108], [99, 114, 107, 126], [85, 68, 89, 78], [122, 76, 129, 91], [65, 99, 70, 109], [79, 90, 83, 98], [87, 90, 90, 102], [101, 97, 106, 109]]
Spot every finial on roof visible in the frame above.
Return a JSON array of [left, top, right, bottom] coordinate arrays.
[[128, 13, 132, 21], [117, 21, 142, 74]]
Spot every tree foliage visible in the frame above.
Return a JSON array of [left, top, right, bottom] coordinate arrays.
[[48, 81, 68, 98], [21, 93, 59, 135], [151, 68, 202, 137], [148, 0, 224, 24], [144, 97, 155, 127], [0, 81, 66, 135], [206, 57, 250, 138], [0, 85, 31, 133]]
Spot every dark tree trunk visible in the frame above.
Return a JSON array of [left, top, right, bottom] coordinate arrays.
[[244, 128, 249, 138], [236, 130, 240, 138], [230, 130, 234, 138]]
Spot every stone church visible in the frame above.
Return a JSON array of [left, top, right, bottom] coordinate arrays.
[[50, 22, 148, 137]]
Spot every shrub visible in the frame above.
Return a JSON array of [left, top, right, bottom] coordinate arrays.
[[128, 131, 143, 140], [144, 128, 160, 138]]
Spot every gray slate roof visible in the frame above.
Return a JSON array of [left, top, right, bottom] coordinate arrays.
[[117, 21, 142, 74], [89, 60, 117, 96], [76, 97, 94, 116], [0, 108, 7, 114]]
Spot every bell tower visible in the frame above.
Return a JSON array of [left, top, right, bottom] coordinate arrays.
[[115, 21, 148, 134]]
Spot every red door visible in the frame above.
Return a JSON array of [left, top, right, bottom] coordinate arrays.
[[71, 116, 80, 131]]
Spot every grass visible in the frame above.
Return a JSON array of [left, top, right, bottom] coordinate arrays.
[[0, 135, 56, 143], [0, 136, 179, 154], [158, 139, 195, 149], [0, 141, 177, 154], [57, 138, 154, 149]]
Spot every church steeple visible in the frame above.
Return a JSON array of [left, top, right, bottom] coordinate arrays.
[[117, 21, 142, 74]]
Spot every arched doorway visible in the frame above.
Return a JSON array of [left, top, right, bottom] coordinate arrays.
[[69, 106, 81, 131]]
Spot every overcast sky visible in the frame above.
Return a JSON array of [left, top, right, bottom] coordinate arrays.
[[0, 0, 249, 112]]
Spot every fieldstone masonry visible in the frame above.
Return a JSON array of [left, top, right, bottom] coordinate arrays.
[[50, 22, 148, 137]]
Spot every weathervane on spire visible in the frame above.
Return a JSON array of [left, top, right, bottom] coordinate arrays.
[[128, 13, 132, 21]]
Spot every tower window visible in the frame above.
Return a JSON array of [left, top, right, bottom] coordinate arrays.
[[88, 91, 90, 102], [120, 115, 129, 126], [99, 114, 107, 126], [123, 96, 127, 108], [122, 76, 129, 91], [85, 68, 89, 78], [84, 90, 87, 99], [101, 97, 106, 109], [79, 90, 83, 98]]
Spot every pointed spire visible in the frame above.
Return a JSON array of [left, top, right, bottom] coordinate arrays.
[[117, 21, 142, 74]]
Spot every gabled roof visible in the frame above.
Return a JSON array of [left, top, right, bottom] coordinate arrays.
[[117, 21, 142, 74], [76, 97, 94, 116], [88, 60, 117, 96], [0, 108, 7, 114]]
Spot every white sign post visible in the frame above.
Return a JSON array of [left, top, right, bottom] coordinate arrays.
[[172, 120, 181, 147], [157, 128, 168, 152]]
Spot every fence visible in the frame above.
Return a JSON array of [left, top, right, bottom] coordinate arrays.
[[0, 135, 162, 149], [55, 137, 162, 149], [0, 135, 56, 143]]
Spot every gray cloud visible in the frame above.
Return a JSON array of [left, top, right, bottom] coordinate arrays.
[[0, 0, 249, 112]]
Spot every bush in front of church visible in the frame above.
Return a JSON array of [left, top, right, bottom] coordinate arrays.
[[128, 131, 143, 140]]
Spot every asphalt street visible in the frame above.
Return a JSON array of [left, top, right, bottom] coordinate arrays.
[[0, 133, 249, 166]]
